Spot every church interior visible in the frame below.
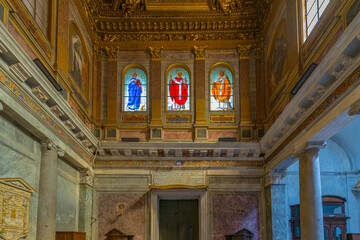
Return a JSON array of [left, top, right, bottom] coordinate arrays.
[[0, 0, 360, 239]]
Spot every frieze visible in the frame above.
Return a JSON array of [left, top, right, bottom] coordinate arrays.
[[95, 159, 264, 168], [0, 70, 93, 163], [266, 64, 360, 163]]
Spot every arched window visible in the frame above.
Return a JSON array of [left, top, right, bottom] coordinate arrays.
[[122, 65, 147, 112], [304, 0, 331, 38], [209, 63, 234, 111], [166, 64, 191, 111]]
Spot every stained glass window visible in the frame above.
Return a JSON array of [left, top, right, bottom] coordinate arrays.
[[305, 0, 331, 37], [210, 66, 234, 111], [167, 67, 190, 111], [123, 67, 147, 111]]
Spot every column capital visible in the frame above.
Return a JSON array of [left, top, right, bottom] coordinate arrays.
[[292, 141, 326, 158], [149, 46, 163, 60], [79, 168, 94, 186], [237, 44, 252, 57], [40, 140, 65, 157], [103, 46, 120, 60], [193, 45, 207, 60], [264, 169, 286, 187], [348, 98, 360, 116]]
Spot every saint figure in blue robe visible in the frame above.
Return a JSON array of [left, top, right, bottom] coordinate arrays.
[[127, 72, 142, 110]]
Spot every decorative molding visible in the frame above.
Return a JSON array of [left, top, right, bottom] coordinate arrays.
[[93, 45, 103, 59], [264, 169, 286, 187], [193, 45, 207, 60], [50, 105, 66, 118], [9, 63, 32, 82], [149, 184, 208, 190], [0, 71, 93, 162], [237, 44, 252, 57], [210, 0, 241, 15], [149, 46, 163, 60], [0, 41, 8, 53], [79, 168, 94, 186], [120, 0, 145, 17], [103, 46, 119, 60], [96, 159, 264, 168], [31, 86, 50, 103]]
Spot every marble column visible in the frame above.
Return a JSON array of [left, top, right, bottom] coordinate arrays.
[[298, 142, 326, 240], [79, 168, 94, 240], [36, 141, 64, 240], [264, 170, 287, 240]]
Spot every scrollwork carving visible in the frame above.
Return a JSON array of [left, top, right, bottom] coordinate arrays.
[[119, 0, 145, 17], [210, 0, 241, 15], [193, 45, 207, 59], [149, 46, 163, 60], [103, 46, 120, 60], [80, 168, 95, 186]]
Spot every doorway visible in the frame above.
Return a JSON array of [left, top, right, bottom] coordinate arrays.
[[159, 200, 199, 240]]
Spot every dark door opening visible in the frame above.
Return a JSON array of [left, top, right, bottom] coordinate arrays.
[[159, 200, 199, 240]]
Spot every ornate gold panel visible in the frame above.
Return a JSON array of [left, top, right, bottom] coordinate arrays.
[[210, 114, 235, 123], [121, 114, 147, 123], [0, 178, 35, 240]]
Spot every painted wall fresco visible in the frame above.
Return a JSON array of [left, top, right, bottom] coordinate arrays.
[[209, 64, 234, 111], [98, 193, 145, 240], [167, 65, 191, 111], [212, 194, 260, 240], [123, 65, 147, 111], [267, 19, 288, 100], [69, 22, 90, 103]]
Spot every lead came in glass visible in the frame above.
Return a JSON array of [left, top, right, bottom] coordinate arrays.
[[123, 68, 147, 111]]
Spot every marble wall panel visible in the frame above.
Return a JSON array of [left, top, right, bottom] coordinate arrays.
[[56, 159, 80, 231], [0, 114, 41, 240], [212, 194, 260, 240], [163, 131, 192, 140], [98, 193, 146, 240]]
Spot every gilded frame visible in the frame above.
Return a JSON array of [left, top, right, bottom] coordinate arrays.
[[121, 63, 148, 113], [208, 62, 236, 112], [68, 21, 91, 104], [165, 63, 192, 112]]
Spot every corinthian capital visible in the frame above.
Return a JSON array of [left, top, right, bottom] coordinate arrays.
[[149, 46, 163, 60], [193, 45, 207, 60]]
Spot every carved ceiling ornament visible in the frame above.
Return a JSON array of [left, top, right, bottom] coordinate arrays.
[[119, 0, 145, 17], [193, 45, 207, 59], [149, 46, 163, 60], [210, 0, 241, 15]]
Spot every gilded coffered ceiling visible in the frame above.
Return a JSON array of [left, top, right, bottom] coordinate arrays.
[[75, 0, 274, 49]]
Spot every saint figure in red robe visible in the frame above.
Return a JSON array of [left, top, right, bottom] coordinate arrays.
[[169, 71, 189, 110]]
